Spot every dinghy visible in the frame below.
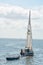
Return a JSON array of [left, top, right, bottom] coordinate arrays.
[[6, 54, 20, 61]]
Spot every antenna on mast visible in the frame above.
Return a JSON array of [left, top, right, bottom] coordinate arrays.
[[29, 10, 31, 25]]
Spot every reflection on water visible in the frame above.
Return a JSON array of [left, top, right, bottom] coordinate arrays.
[[25, 56, 34, 65]]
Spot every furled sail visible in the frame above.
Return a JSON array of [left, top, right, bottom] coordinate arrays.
[[25, 11, 32, 50]]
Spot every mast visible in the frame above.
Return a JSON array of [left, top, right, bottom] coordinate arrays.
[[25, 11, 32, 50]]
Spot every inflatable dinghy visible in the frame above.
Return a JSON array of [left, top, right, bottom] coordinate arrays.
[[6, 54, 20, 61]]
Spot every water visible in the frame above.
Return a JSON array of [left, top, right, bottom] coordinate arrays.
[[0, 39, 43, 65]]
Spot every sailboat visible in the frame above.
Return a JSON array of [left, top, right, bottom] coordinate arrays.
[[20, 11, 34, 56]]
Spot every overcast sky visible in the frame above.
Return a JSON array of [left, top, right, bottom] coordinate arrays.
[[0, 0, 43, 39]]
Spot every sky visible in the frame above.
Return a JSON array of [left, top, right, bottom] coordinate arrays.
[[0, 0, 43, 39]]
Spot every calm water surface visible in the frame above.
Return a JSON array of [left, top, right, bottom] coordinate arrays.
[[0, 39, 43, 65]]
